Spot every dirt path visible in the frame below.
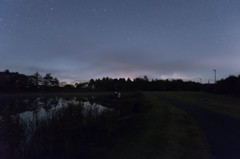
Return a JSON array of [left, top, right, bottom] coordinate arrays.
[[153, 94, 240, 159]]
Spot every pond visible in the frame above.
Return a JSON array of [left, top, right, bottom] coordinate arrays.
[[0, 93, 112, 114], [0, 93, 118, 158]]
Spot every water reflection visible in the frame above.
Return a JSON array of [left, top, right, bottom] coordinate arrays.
[[0, 94, 110, 114], [19, 97, 108, 129], [0, 94, 117, 158], [14, 97, 108, 144]]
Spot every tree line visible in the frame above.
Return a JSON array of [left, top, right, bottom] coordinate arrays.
[[0, 70, 59, 91], [0, 70, 240, 95]]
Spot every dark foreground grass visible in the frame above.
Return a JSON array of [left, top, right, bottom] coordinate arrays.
[[158, 91, 240, 119], [107, 93, 211, 159], [0, 92, 148, 159], [0, 104, 119, 159], [0, 92, 212, 159]]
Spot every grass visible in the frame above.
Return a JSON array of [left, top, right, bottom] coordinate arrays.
[[0, 92, 214, 159], [0, 101, 119, 159], [157, 91, 240, 119], [107, 93, 211, 159], [0, 92, 149, 159]]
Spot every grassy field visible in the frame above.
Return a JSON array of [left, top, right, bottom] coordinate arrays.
[[108, 92, 212, 159], [156, 91, 240, 119], [1, 92, 221, 158]]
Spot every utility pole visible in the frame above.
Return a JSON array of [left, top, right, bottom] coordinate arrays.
[[213, 69, 216, 84]]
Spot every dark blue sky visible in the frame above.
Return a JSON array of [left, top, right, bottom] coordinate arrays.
[[1, 0, 240, 83]]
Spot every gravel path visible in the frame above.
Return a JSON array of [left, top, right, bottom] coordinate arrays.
[[154, 94, 240, 159]]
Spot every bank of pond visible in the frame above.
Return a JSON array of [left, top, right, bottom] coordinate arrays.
[[0, 92, 146, 159]]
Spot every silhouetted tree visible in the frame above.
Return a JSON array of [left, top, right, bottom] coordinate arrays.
[[31, 72, 42, 89], [1, 69, 240, 95], [0, 70, 61, 92], [215, 75, 240, 95]]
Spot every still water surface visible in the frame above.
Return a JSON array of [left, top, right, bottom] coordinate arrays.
[[0, 93, 111, 140]]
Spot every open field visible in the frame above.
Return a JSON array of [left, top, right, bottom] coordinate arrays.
[[0, 92, 212, 159], [148, 91, 240, 159], [2, 91, 240, 158], [108, 92, 211, 159], [156, 91, 240, 119]]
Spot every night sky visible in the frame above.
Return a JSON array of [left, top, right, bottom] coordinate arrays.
[[1, 0, 240, 83]]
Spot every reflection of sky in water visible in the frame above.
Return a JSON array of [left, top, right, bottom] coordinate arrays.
[[16, 97, 108, 142], [19, 98, 107, 125], [0, 94, 110, 114]]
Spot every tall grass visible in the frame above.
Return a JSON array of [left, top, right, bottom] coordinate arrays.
[[0, 102, 118, 159], [0, 92, 147, 159], [0, 114, 26, 158]]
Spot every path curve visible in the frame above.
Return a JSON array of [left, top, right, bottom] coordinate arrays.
[[154, 94, 240, 159]]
